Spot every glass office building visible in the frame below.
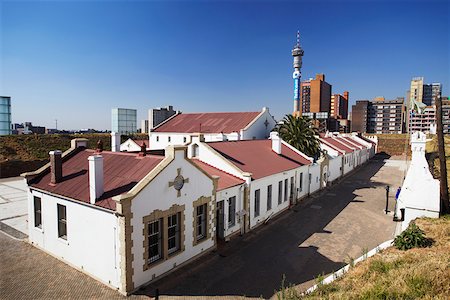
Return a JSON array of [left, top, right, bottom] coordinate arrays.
[[0, 96, 12, 135], [111, 108, 137, 134]]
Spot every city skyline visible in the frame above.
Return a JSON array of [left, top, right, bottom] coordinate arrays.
[[1, 0, 449, 130]]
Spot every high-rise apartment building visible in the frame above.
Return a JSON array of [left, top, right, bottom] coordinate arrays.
[[351, 100, 370, 133], [296, 74, 332, 116], [409, 97, 449, 134], [148, 105, 179, 130], [331, 91, 349, 119], [423, 83, 442, 106], [141, 119, 149, 134], [111, 108, 137, 134], [368, 97, 405, 134], [0, 96, 12, 135]]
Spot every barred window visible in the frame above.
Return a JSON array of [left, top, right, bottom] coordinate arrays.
[[57, 204, 67, 240], [167, 213, 180, 254], [196, 204, 207, 241], [34, 196, 42, 228], [228, 197, 236, 226], [278, 181, 283, 205], [148, 219, 163, 263], [267, 185, 272, 211], [254, 189, 260, 217]]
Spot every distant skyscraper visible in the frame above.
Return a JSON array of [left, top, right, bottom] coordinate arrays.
[[292, 31, 304, 116], [331, 91, 349, 119], [111, 108, 137, 134], [351, 100, 370, 133], [0, 96, 12, 135], [141, 119, 149, 134]]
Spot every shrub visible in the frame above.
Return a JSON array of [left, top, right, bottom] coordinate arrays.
[[394, 222, 433, 250]]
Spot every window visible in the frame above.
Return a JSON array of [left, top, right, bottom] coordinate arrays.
[[167, 213, 180, 254], [228, 196, 236, 226], [196, 205, 207, 241], [156, 136, 159, 142], [267, 185, 272, 211], [34, 196, 42, 228], [192, 144, 199, 157], [148, 219, 163, 263], [168, 136, 171, 142], [284, 179, 288, 202], [57, 204, 67, 240], [278, 181, 283, 205], [299, 173, 303, 192], [254, 189, 260, 217], [290, 177, 294, 201]]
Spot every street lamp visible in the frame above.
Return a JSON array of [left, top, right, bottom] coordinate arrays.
[[385, 185, 390, 214]]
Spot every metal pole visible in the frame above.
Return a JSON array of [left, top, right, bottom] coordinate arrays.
[[435, 95, 449, 214], [385, 185, 390, 214]]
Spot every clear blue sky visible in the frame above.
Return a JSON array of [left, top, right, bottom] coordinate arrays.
[[1, 0, 449, 130]]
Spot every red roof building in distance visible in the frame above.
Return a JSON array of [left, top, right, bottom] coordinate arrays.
[[153, 111, 260, 133], [148, 107, 278, 150]]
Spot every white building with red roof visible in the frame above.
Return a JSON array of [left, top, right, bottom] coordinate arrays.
[[23, 139, 219, 295], [187, 132, 318, 232], [148, 107, 277, 150]]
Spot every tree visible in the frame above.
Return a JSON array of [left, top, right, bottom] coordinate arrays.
[[275, 114, 321, 158]]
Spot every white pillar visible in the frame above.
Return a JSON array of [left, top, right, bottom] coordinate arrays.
[[88, 155, 104, 204], [111, 132, 120, 152]]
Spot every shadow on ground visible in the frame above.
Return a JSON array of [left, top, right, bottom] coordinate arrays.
[[135, 156, 392, 299]]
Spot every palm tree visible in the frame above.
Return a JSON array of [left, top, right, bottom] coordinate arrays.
[[274, 114, 321, 158]]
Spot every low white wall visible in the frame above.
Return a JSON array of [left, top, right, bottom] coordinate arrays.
[[149, 133, 190, 150], [328, 156, 342, 183], [309, 164, 321, 194], [28, 190, 121, 289]]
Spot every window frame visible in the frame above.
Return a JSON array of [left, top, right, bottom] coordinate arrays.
[[299, 173, 303, 192], [167, 213, 180, 254], [57, 204, 67, 240], [254, 189, 260, 217], [284, 179, 288, 202], [267, 185, 272, 211], [278, 181, 283, 205], [148, 218, 163, 264], [196, 204, 207, 241], [34, 196, 42, 229], [228, 196, 236, 227]]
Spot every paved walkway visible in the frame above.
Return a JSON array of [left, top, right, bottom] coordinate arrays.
[[0, 177, 28, 239], [0, 157, 406, 299], [139, 157, 402, 299]]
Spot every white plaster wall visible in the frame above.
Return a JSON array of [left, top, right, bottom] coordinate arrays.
[[248, 171, 294, 229], [188, 141, 245, 180], [328, 156, 342, 183], [120, 139, 141, 152], [28, 190, 121, 289], [131, 150, 215, 289], [149, 133, 190, 150], [401, 208, 440, 231], [240, 109, 277, 140], [216, 185, 244, 237], [308, 163, 321, 194], [342, 153, 353, 175]]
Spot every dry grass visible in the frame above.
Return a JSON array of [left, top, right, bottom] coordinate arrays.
[[278, 217, 450, 300]]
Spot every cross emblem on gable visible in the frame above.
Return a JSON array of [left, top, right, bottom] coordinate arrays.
[[168, 168, 189, 197], [264, 118, 269, 128]]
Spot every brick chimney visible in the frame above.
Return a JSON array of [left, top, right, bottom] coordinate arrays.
[[138, 142, 147, 157], [49, 150, 63, 184], [270, 132, 282, 155], [111, 132, 120, 152], [88, 155, 104, 204]]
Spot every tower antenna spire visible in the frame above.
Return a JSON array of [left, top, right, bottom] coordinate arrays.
[[297, 30, 300, 46]]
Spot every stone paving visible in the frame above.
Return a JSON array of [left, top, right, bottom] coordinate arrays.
[[0, 156, 406, 299], [0, 177, 29, 239]]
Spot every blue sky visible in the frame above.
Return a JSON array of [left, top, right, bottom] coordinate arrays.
[[1, 0, 449, 130]]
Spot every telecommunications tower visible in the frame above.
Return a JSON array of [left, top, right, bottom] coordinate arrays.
[[292, 31, 304, 115]]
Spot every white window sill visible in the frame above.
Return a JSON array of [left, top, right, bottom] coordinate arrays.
[[57, 237, 69, 245]]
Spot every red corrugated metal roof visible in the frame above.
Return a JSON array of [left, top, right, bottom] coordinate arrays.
[[31, 149, 163, 211], [153, 112, 260, 133], [321, 137, 354, 153], [341, 137, 366, 149], [191, 159, 244, 191], [207, 140, 311, 180]]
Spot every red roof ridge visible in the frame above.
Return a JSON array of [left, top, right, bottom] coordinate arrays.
[[177, 111, 260, 115], [191, 158, 244, 182], [91, 149, 162, 159]]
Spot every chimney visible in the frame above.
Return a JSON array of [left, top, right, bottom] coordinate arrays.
[[111, 132, 120, 152], [96, 140, 104, 153], [70, 138, 88, 149], [49, 150, 63, 184], [270, 132, 282, 154], [88, 155, 104, 204], [138, 142, 147, 157]]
